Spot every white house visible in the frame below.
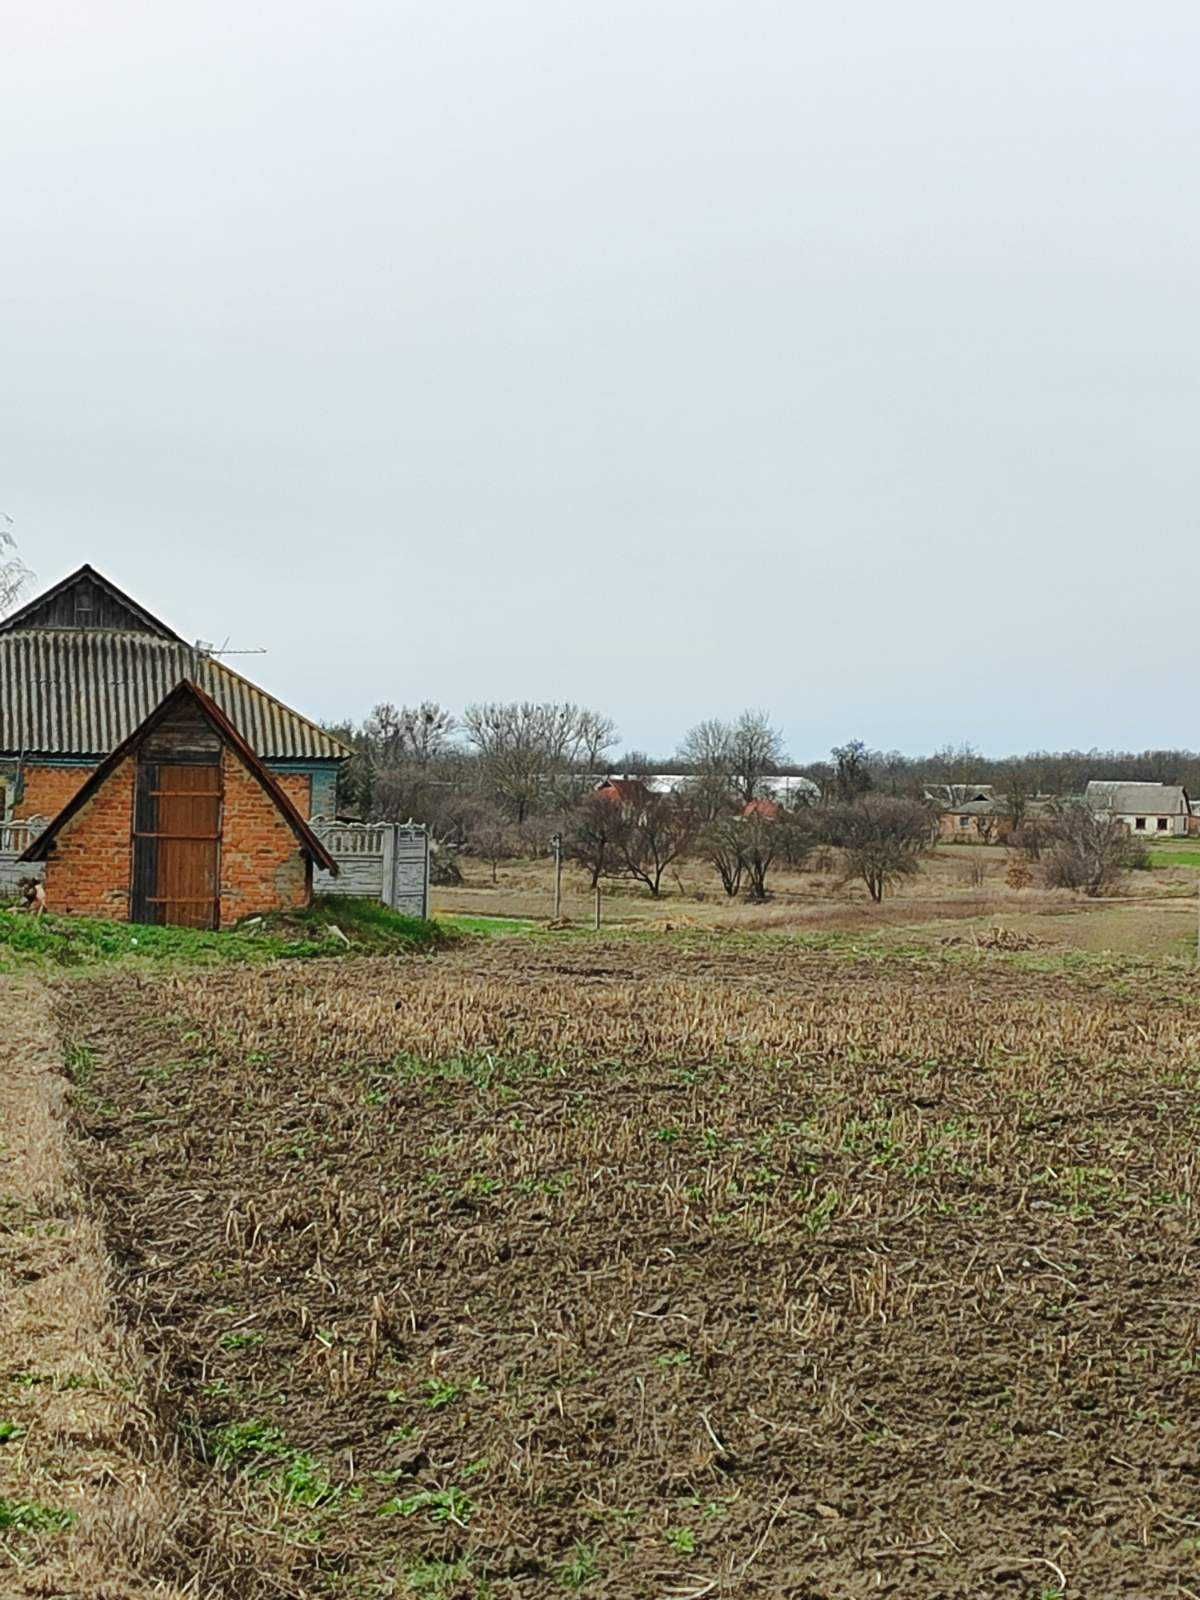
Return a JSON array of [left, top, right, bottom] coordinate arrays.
[[1084, 781, 1191, 837]]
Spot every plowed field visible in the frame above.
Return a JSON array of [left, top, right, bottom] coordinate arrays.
[[54, 940, 1200, 1598]]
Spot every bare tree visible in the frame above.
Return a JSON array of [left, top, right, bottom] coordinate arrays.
[[365, 700, 457, 765], [466, 801, 521, 885], [740, 811, 783, 902], [831, 739, 874, 803], [701, 817, 746, 898], [608, 792, 697, 897], [1043, 805, 1148, 896], [823, 797, 931, 903], [615, 748, 654, 775], [998, 766, 1032, 837], [0, 525, 31, 616], [929, 741, 983, 785], [678, 717, 734, 775], [576, 710, 619, 772], [565, 792, 621, 890], [678, 709, 785, 811], [463, 702, 617, 822], [728, 710, 786, 802]]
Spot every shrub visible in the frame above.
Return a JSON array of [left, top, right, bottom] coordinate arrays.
[[820, 798, 932, 903], [1042, 807, 1148, 896]]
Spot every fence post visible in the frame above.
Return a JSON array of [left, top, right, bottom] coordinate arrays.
[[380, 826, 396, 910]]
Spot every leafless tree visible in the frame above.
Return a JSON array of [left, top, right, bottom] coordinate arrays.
[[615, 748, 653, 775], [740, 812, 783, 902], [831, 739, 873, 804], [1015, 817, 1047, 861], [998, 767, 1032, 837], [608, 792, 697, 897], [364, 700, 457, 765], [576, 710, 619, 772], [822, 797, 931, 903], [677, 717, 734, 775], [462, 701, 618, 822], [0, 525, 31, 617], [565, 793, 621, 890], [465, 801, 521, 884], [928, 741, 983, 785], [701, 817, 745, 898], [745, 809, 814, 900], [678, 709, 786, 809], [1043, 805, 1148, 896], [728, 710, 786, 802]]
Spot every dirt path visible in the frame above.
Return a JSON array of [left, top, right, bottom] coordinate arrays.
[[0, 975, 187, 1600]]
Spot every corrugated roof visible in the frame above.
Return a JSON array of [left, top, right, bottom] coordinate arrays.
[[0, 631, 347, 761], [1085, 781, 1188, 814]]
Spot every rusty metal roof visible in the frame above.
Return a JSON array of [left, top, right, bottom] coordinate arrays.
[[0, 631, 348, 761]]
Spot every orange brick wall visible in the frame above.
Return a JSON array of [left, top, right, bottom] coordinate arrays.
[[41, 759, 135, 920], [39, 749, 312, 928], [217, 748, 311, 927], [937, 813, 1013, 843], [14, 763, 98, 821], [272, 771, 312, 817]]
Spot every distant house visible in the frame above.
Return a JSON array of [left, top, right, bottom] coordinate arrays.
[[594, 777, 653, 809], [925, 784, 994, 808], [1084, 781, 1191, 837], [925, 784, 1003, 842], [741, 797, 781, 821], [20, 681, 336, 928]]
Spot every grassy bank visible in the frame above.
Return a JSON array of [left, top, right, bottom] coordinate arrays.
[[0, 896, 444, 972]]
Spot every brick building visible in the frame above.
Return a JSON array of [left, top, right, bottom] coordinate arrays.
[[0, 565, 347, 824], [20, 681, 337, 928]]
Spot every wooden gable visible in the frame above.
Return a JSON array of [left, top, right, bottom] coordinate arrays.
[[0, 565, 181, 639]]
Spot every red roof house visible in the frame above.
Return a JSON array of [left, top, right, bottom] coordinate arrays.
[[594, 777, 653, 808]]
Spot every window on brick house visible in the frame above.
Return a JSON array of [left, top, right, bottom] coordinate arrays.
[[958, 815, 971, 828], [1135, 817, 1146, 830], [1157, 817, 1169, 831]]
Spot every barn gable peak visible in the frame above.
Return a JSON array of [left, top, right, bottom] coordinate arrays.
[[0, 564, 183, 640]]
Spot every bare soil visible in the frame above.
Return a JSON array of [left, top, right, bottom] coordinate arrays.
[[44, 940, 1200, 1598]]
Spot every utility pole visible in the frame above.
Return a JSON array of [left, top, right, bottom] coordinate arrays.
[[551, 832, 563, 921]]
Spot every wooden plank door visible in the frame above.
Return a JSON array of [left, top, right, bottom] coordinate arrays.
[[132, 763, 222, 928]]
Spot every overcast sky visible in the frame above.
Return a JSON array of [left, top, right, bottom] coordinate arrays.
[[2, 3, 1198, 761]]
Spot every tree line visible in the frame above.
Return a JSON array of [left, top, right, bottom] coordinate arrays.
[[323, 700, 1173, 903], [328, 701, 1200, 827]]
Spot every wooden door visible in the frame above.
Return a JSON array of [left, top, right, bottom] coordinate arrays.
[[132, 763, 222, 928]]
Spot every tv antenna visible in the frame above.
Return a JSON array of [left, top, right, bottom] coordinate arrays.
[[191, 637, 269, 676]]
